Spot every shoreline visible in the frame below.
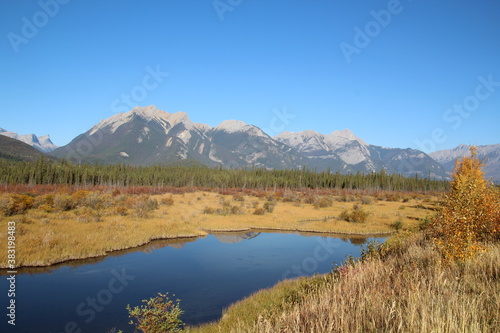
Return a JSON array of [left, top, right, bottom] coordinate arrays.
[[0, 234, 203, 271], [204, 226, 394, 236]]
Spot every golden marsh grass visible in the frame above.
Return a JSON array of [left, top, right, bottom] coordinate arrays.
[[0, 190, 439, 268]]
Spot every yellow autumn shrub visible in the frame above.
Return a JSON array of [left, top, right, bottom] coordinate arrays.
[[429, 146, 500, 260]]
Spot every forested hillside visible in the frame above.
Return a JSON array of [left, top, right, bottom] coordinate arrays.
[[0, 158, 448, 191], [0, 135, 57, 162]]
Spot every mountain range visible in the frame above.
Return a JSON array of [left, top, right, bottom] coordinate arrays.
[[430, 144, 500, 183], [0, 128, 58, 152], [50, 105, 448, 179], [51, 106, 304, 169], [274, 130, 447, 178], [3, 106, 499, 182]]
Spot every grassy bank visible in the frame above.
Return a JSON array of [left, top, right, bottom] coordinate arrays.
[[0, 188, 439, 268], [192, 232, 499, 333]]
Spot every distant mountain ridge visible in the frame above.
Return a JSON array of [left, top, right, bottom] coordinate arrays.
[[0, 128, 58, 152], [274, 129, 448, 179], [429, 144, 500, 183], [0, 135, 56, 162], [50, 105, 450, 179]]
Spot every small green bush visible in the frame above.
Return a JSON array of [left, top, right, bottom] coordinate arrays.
[[266, 192, 277, 202], [254, 207, 266, 215], [361, 240, 382, 261], [338, 195, 356, 202], [303, 195, 317, 204], [0, 195, 12, 216], [115, 206, 128, 216], [339, 209, 351, 222], [0, 194, 34, 216], [314, 196, 333, 209], [53, 194, 74, 211], [339, 204, 370, 223], [83, 192, 106, 210], [203, 206, 217, 214], [126, 292, 184, 333], [133, 195, 158, 218], [38, 204, 54, 213], [350, 205, 370, 223], [74, 207, 102, 223], [229, 205, 241, 214], [161, 196, 175, 206], [232, 193, 245, 202], [204, 204, 242, 215], [419, 216, 431, 230], [263, 201, 276, 213], [71, 190, 90, 207], [33, 194, 54, 209], [385, 193, 400, 202], [391, 219, 403, 232], [360, 196, 372, 205], [282, 192, 300, 203]]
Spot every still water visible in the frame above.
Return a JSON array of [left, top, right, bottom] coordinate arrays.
[[1, 232, 384, 333]]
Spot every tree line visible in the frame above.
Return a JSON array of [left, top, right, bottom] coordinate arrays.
[[0, 157, 449, 192]]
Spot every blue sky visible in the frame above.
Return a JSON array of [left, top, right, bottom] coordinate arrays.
[[1, 0, 499, 152]]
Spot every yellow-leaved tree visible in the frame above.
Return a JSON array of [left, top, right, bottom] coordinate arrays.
[[429, 146, 500, 261]]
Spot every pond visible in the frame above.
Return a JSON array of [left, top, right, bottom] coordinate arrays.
[[0, 231, 385, 333]]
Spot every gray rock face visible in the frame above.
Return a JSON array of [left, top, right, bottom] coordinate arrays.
[[274, 130, 449, 179], [430, 144, 500, 183]]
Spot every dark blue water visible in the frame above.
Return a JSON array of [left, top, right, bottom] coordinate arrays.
[[0, 232, 383, 333]]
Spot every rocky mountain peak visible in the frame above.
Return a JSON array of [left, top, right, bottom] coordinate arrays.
[[130, 105, 164, 119], [328, 129, 367, 146], [214, 120, 249, 133], [0, 128, 58, 152]]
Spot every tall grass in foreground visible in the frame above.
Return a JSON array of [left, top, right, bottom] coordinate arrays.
[[194, 233, 499, 333]]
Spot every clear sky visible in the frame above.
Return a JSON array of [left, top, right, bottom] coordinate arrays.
[[1, 0, 499, 152]]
